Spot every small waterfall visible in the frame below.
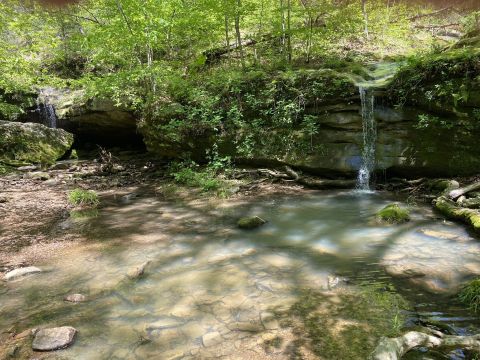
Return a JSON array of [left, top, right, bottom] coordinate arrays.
[[356, 86, 376, 191], [37, 98, 57, 128]]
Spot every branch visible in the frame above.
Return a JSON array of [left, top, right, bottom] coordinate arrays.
[[414, 23, 460, 30], [370, 330, 480, 360], [407, 7, 453, 21]]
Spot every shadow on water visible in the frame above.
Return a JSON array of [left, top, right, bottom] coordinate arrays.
[[2, 188, 480, 359]]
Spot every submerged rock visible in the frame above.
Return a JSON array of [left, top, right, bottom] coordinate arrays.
[[237, 216, 267, 230], [64, 294, 87, 303], [32, 326, 77, 351], [0, 121, 73, 165], [202, 331, 222, 347], [376, 204, 410, 224], [4, 267, 42, 281], [127, 261, 151, 279]]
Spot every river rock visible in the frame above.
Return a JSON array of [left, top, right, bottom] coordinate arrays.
[[32, 326, 77, 351], [202, 331, 222, 347], [127, 261, 150, 279], [237, 216, 267, 229], [376, 204, 410, 224], [4, 267, 42, 281], [64, 294, 87, 303]]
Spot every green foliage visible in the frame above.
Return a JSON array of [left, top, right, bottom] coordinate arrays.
[[68, 188, 100, 207], [459, 278, 480, 312], [415, 114, 454, 130], [168, 161, 225, 193], [388, 48, 480, 109]]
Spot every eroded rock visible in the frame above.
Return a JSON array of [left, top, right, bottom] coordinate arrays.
[[32, 326, 77, 351]]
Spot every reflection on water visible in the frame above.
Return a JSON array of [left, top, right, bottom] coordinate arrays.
[[1, 190, 480, 359]]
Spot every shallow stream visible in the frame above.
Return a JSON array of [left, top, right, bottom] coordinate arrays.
[[2, 190, 480, 359]]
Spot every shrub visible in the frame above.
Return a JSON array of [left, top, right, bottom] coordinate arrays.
[[169, 161, 223, 193], [68, 188, 99, 207]]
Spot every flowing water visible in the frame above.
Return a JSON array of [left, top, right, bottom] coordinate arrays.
[[37, 102, 57, 129], [355, 62, 401, 191], [1, 190, 480, 359], [357, 86, 376, 191]]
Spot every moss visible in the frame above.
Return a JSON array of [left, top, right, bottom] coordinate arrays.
[[377, 204, 410, 224], [434, 196, 480, 233], [0, 121, 73, 165], [289, 285, 409, 359], [237, 216, 267, 229]]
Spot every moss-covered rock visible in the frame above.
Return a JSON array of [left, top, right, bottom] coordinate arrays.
[[377, 204, 410, 224], [237, 216, 267, 230], [0, 121, 73, 165]]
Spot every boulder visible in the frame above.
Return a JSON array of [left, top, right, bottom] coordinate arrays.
[[32, 326, 77, 351], [376, 204, 410, 224], [237, 216, 267, 230], [4, 267, 42, 281], [0, 121, 73, 165]]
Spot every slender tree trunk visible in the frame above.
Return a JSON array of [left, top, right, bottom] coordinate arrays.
[[286, 0, 292, 63], [280, 0, 286, 58], [362, 0, 369, 39], [234, 0, 245, 68]]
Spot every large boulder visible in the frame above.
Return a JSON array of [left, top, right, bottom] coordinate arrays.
[[0, 121, 73, 165]]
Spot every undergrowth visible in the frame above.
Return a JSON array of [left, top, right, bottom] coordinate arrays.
[[68, 188, 100, 207], [459, 278, 480, 312]]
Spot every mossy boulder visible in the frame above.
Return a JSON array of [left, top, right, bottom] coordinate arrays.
[[377, 204, 410, 224], [237, 216, 267, 230], [0, 121, 73, 165]]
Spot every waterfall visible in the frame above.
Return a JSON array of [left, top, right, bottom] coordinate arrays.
[[37, 98, 57, 128], [356, 86, 376, 191]]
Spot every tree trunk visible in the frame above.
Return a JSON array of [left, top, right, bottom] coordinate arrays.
[[286, 0, 292, 63], [234, 0, 245, 68], [362, 0, 369, 39]]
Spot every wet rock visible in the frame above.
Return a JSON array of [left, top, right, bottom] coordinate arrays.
[[145, 318, 184, 332], [237, 216, 267, 229], [64, 294, 87, 303], [32, 326, 77, 351], [376, 204, 410, 224], [4, 267, 42, 281], [25, 172, 50, 181], [17, 165, 38, 172], [202, 331, 222, 347], [127, 261, 150, 279], [384, 264, 426, 279], [260, 312, 279, 330], [0, 196, 7, 203], [227, 321, 264, 332]]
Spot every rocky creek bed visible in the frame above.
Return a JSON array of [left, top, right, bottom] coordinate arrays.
[[1, 157, 480, 359]]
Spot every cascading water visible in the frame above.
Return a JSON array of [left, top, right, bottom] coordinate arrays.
[[356, 86, 376, 191], [38, 102, 58, 128]]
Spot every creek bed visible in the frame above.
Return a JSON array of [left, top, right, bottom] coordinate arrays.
[[1, 190, 480, 359]]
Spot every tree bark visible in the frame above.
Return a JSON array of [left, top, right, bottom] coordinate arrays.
[[234, 0, 245, 68]]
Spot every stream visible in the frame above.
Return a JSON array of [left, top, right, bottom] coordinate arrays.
[[1, 189, 480, 359]]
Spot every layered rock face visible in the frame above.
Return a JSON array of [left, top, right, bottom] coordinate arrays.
[[37, 88, 141, 146], [0, 121, 73, 165]]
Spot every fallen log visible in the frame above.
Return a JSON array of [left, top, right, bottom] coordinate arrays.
[[433, 196, 480, 232], [449, 181, 480, 200], [370, 330, 480, 360], [284, 166, 356, 189]]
